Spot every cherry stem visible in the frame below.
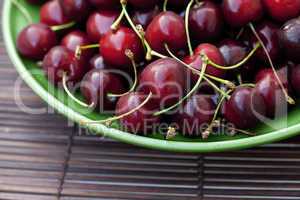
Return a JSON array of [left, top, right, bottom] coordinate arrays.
[[111, 9, 125, 31], [11, 0, 33, 24], [166, 127, 177, 140], [107, 49, 138, 98], [83, 92, 153, 125], [163, 0, 168, 12], [75, 44, 100, 59], [185, 0, 195, 56], [51, 21, 76, 32], [248, 22, 295, 105], [237, 74, 243, 85], [236, 27, 244, 40], [203, 77, 231, 98], [62, 72, 94, 108], [220, 123, 256, 136], [153, 62, 207, 116], [164, 44, 235, 89], [202, 42, 261, 70]]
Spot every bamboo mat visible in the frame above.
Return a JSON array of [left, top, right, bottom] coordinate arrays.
[[1, 4, 300, 200]]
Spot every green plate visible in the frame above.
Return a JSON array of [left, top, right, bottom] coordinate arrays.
[[3, 0, 300, 153]]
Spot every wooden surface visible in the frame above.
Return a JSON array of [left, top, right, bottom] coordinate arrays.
[[2, 4, 300, 200]]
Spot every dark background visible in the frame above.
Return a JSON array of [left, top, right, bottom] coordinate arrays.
[[1, 2, 300, 200]]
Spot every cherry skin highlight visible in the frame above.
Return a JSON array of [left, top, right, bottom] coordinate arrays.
[[40, 0, 69, 26]]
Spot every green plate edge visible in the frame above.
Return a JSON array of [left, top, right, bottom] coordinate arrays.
[[2, 0, 300, 153]]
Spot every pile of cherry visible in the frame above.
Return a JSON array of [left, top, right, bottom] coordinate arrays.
[[16, 0, 300, 139]]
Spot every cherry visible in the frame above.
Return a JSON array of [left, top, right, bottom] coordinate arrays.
[[80, 69, 125, 111], [86, 10, 119, 43], [255, 66, 290, 118], [250, 21, 280, 63], [116, 92, 160, 134], [42, 46, 84, 84], [59, 0, 91, 22], [128, 0, 159, 9], [222, 86, 267, 129], [172, 94, 215, 136], [138, 58, 186, 108], [262, 0, 300, 22], [189, 1, 223, 42], [132, 6, 160, 29], [168, 0, 189, 9], [100, 27, 144, 68], [145, 11, 187, 54], [88, 0, 119, 9], [89, 54, 109, 70], [219, 39, 248, 66], [222, 0, 263, 27], [291, 64, 300, 96], [17, 23, 57, 60], [61, 30, 94, 60], [184, 43, 226, 83], [278, 18, 300, 63], [40, 0, 69, 26]]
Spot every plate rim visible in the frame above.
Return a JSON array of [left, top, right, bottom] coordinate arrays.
[[3, 0, 300, 153]]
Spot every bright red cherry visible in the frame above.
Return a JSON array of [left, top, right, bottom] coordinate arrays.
[[262, 0, 300, 22], [42, 46, 84, 84], [250, 21, 281, 63], [189, 1, 224, 42], [278, 18, 300, 63], [291, 64, 300, 96], [184, 43, 226, 83], [138, 58, 186, 108], [80, 69, 125, 111], [222, 86, 267, 129], [17, 23, 57, 60], [255, 67, 290, 118], [222, 0, 263, 27], [100, 27, 144, 68], [40, 0, 69, 26], [116, 92, 160, 134], [173, 94, 215, 136], [145, 11, 187, 54], [59, 0, 91, 22], [86, 10, 119, 43]]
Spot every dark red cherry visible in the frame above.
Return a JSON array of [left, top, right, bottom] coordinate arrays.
[[132, 6, 160, 29], [189, 1, 223, 42], [86, 10, 119, 43], [42, 46, 84, 84], [88, 0, 119, 9], [250, 21, 281, 62], [222, 86, 267, 129], [219, 39, 248, 66], [17, 23, 57, 60], [168, 0, 189, 9], [222, 0, 263, 27], [40, 0, 69, 26], [128, 0, 159, 9], [278, 18, 300, 63], [100, 27, 144, 68], [145, 11, 187, 54], [61, 30, 93, 60], [59, 0, 91, 22], [116, 92, 160, 134], [138, 58, 186, 108], [80, 69, 125, 111], [291, 64, 300, 96], [184, 43, 226, 83], [262, 0, 300, 22], [255, 67, 289, 118], [89, 54, 108, 70], [173, 94, 215, 136]]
